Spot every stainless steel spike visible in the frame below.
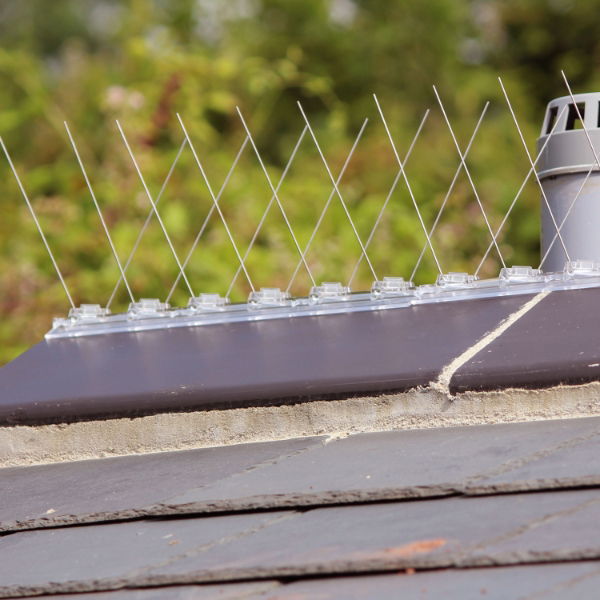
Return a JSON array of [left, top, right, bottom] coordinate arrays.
[[373, 94, 443, 275], [558, 72, 600, 254], [64, 122, 135, 305], [177, 114, 255, 294], [541, 71, 600, 271], [235, 106, 316, 288], [411, 102, 488, 282], [0, 136, 75, 308], [107, 137, 187, 309], [475, 103, 568, 276], [297, 102, 378, 282], [286, 119, 368, 293], [347, 109, 429, 288], [168, 136, 249, 303], [433, 86, 506, 271], [497, 77, 570, 264], [226, 127, 307, 299], [116, 120, 195, 298]]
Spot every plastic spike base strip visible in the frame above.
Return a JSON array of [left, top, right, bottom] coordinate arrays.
[[47, 262, 600, 339]]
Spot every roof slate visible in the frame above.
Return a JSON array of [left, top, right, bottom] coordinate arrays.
[[3, 489, 600, 596], [2, 417, 600, 597], [3, 417, 600, 533], [13, 564, 600, 599]]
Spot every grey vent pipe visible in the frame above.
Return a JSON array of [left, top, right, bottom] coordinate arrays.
[[537, 93, 600, 272]]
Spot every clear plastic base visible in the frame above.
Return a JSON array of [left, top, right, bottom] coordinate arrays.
[[46, 262, 600, 339]]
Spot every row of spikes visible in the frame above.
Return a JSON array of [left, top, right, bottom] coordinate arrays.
[[0, 74, 584, 314]]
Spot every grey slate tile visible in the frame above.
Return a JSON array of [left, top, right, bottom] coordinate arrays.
[[532, 568, 600, 599], [0, 436, 323, 532], [476, 492, 600, 560], [153, 490, 600, 580], [0, 294, 532, 425], [0, 511, 291, 596], [247, 563, 600, 599], [29, 563, 600, 599], [23, 563, 600, 600], [2, 490, 600, 596], [48, 582, 279, 599], [466, 424, 600, 493], [4, 417, 600, 533], [165, 417, 600, 508], [452, 287, 600, 392]]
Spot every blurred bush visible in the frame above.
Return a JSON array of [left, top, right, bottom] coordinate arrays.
[[0, 0, 599, 362]]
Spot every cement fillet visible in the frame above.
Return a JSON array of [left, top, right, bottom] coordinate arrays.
[[2, 381, 600, 467]]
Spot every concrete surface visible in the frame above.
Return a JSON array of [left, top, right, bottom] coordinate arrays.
[[2, 380, 600, 467]]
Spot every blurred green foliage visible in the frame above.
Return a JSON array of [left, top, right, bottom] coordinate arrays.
[[0, 0, 599, 362]]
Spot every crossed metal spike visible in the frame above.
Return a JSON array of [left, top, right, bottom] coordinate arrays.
[[475, 80, 571, 275], [177, 114, 255, 295], [411, 102, 489, 282], [117, 120, 196, 298], [553, 71, 600, 269], [107, 138, 188, 309], [167, 135, 250, 303], [373, 94, 443, 276], [0, 137, 76, 309], [64, 122, 136, 306], [476, 103, 567, 274], [348, 109, 430, 288], [286, 118, 369, 293], [236, 107, 316, 290], [499, 77, 570, 264], [433, 86, 506, 272], [297, 101, 378, 284], [226, 126, 308, 298]]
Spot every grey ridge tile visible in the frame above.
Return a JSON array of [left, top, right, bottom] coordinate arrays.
[[452, 287, 600, 392], [0, 294, 533, 425]]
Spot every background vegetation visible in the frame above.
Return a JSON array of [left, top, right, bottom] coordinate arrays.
[[0, 0, 599, 362]]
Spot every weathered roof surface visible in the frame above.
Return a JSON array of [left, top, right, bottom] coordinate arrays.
[[31, 564, 600, 599], [2, 416, 600, 597]]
